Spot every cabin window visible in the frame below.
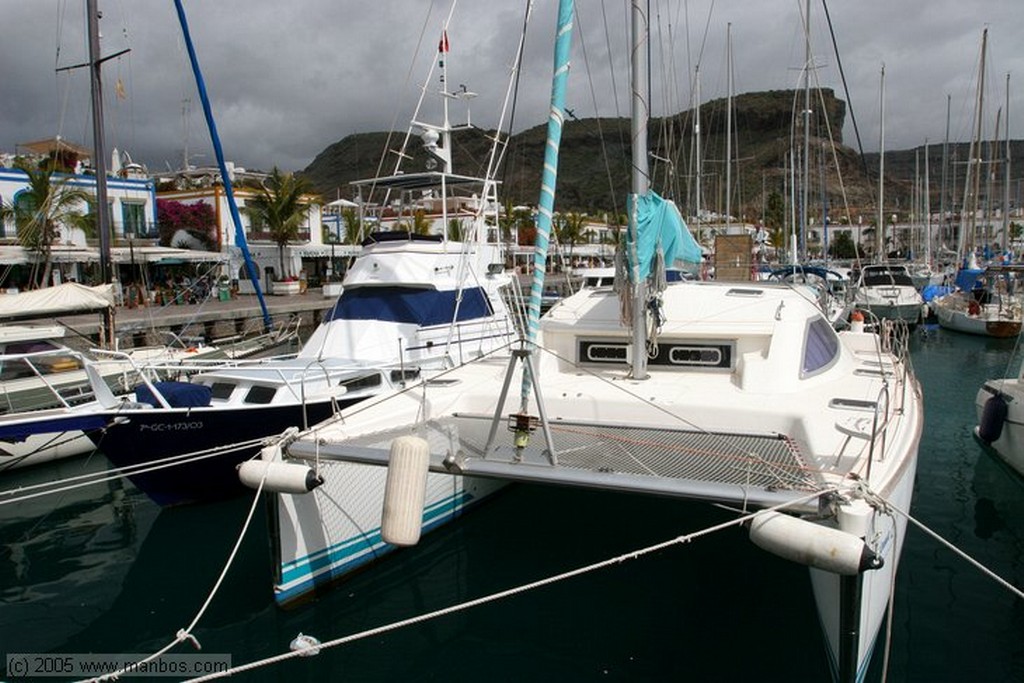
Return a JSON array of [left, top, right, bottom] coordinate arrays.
[[390, 368, 421, 383], [802, 317, 840, 377], [342, 373, 382, 391], [210, 382, 235, 400], [243, 385, 277, 404]]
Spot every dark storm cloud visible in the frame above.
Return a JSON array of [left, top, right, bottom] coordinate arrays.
[[2, 1, 1021, 174]]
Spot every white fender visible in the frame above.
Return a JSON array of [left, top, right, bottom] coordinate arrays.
[[381, 435, 430, 546], [238, 459, 322, 494], [749, 510, 882, 575]]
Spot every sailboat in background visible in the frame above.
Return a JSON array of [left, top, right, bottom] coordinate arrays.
[[930, 28, 1024, 337], [853, 64, 925, 326], [256, 3, 923, 682]]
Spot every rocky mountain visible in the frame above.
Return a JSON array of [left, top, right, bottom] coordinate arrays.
[[302, 88, 1019, 226]]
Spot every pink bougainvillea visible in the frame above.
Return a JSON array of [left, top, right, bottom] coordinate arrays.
[[157, 199, 217, 248]]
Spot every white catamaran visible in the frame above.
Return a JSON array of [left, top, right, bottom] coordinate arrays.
[[252, 4, 922, 682]]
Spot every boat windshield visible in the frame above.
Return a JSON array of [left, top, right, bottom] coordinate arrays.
[[0, 341, 82, 380], [862, 271, 915, 287], [324, 286, 495, 326]]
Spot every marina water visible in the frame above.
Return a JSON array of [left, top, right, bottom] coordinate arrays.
[[2, 325, 1023, 682]]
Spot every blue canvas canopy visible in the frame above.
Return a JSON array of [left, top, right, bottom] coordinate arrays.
[[628, 191, 703, 281]]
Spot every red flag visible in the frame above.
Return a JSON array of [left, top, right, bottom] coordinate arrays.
[[438, 31, 449, 53]]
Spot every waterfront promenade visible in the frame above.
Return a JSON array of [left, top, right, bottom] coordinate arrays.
[[55, 289, 337, 349]]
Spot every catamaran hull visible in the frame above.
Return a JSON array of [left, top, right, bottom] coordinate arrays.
[[809, 448, 919, 682], [272, 460, 504, 606], [88, 400, 352, 506]]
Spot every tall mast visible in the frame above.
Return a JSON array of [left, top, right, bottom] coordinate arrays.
[[1003, 72, 1011, 253], [801, 0, 811, 261], [86, 0, 111, 286], [924, 139, 932, 265], [964, 28, 987, 264], [877, 63, 885, 262], [940, 94, 950, 250], [628, 0, 649, 380], [725, 23, 733, 233], [694, 66, 702, 245]]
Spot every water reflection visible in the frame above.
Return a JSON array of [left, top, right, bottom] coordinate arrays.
[[0, 455, 158, 653]]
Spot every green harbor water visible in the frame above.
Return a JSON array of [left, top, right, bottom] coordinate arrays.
[[2, 324, 1024, 682]]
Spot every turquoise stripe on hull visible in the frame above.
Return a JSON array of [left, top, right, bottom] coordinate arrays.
[[274, 492, 475, 605]]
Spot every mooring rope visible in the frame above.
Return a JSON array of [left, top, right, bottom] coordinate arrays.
[[83, 454, 271, 682], [0, 435, 268, 507], [181, 489, 831, 682]]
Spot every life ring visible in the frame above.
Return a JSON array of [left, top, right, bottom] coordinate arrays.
[[968, 299, 981, 316]]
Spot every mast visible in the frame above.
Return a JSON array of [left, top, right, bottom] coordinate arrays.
[[80, 0, 126, 348], [877, 64, 885, 262], [988, 107, 1001, 254], [800, 0, 811, 261], [172, 0, 273, 331], [1003, 72, 1011, 253], [725, 23, 732, 234], [924, 139, 932, 266], [86, 0, 111, 287], [789, 150, 798, 264], [521, 0, 573, 351], [628, 0, 649, 380], [694, 66, 702, 247], [940, 94, 950, 251], [963, 28, 987, 265]]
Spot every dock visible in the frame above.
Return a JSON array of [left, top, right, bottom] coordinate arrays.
[[53, 289, 337, 351]]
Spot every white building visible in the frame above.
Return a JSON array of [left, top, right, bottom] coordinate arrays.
[[0, 140, 160, 287]]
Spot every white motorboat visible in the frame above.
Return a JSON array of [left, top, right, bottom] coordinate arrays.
[[852, 263, 925, 325]]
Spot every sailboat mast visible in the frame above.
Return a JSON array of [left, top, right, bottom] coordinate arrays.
[[628, 0, 649, 380], [694, 66, 702, 245], [172, 0, 273, 331], [522, 0, 573, 352], [877, 64, 885, 262], [725, 23, 732, 233], [1003, 72, 1011, 253], [966, 28, 988, 263], [941, 94, 950, 250], [800, 0, 811, 261], [86, 0, 111, 286], [925, 139, 932, 265]]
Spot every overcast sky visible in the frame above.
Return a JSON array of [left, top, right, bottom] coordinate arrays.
[[2, 1, 1021, 177]]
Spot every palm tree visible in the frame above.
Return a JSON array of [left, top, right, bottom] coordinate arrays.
[[341, 207, 361, 244], [447, 218, 464, 242], [0, 158, 88, 288], [557, 211, 588, 266], [411, 209, 432, 235], [245, 167, 315, 280]]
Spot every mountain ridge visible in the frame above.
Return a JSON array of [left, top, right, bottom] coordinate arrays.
[[302, 88, 1021, 227]]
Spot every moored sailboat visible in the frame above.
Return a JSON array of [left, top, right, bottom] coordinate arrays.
[[258, 4, 923, 682]]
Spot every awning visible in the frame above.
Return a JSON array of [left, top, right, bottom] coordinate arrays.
[[16, 137, 93, 158], [0, 282, 114, 320], [109, 246, 227, 264]]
